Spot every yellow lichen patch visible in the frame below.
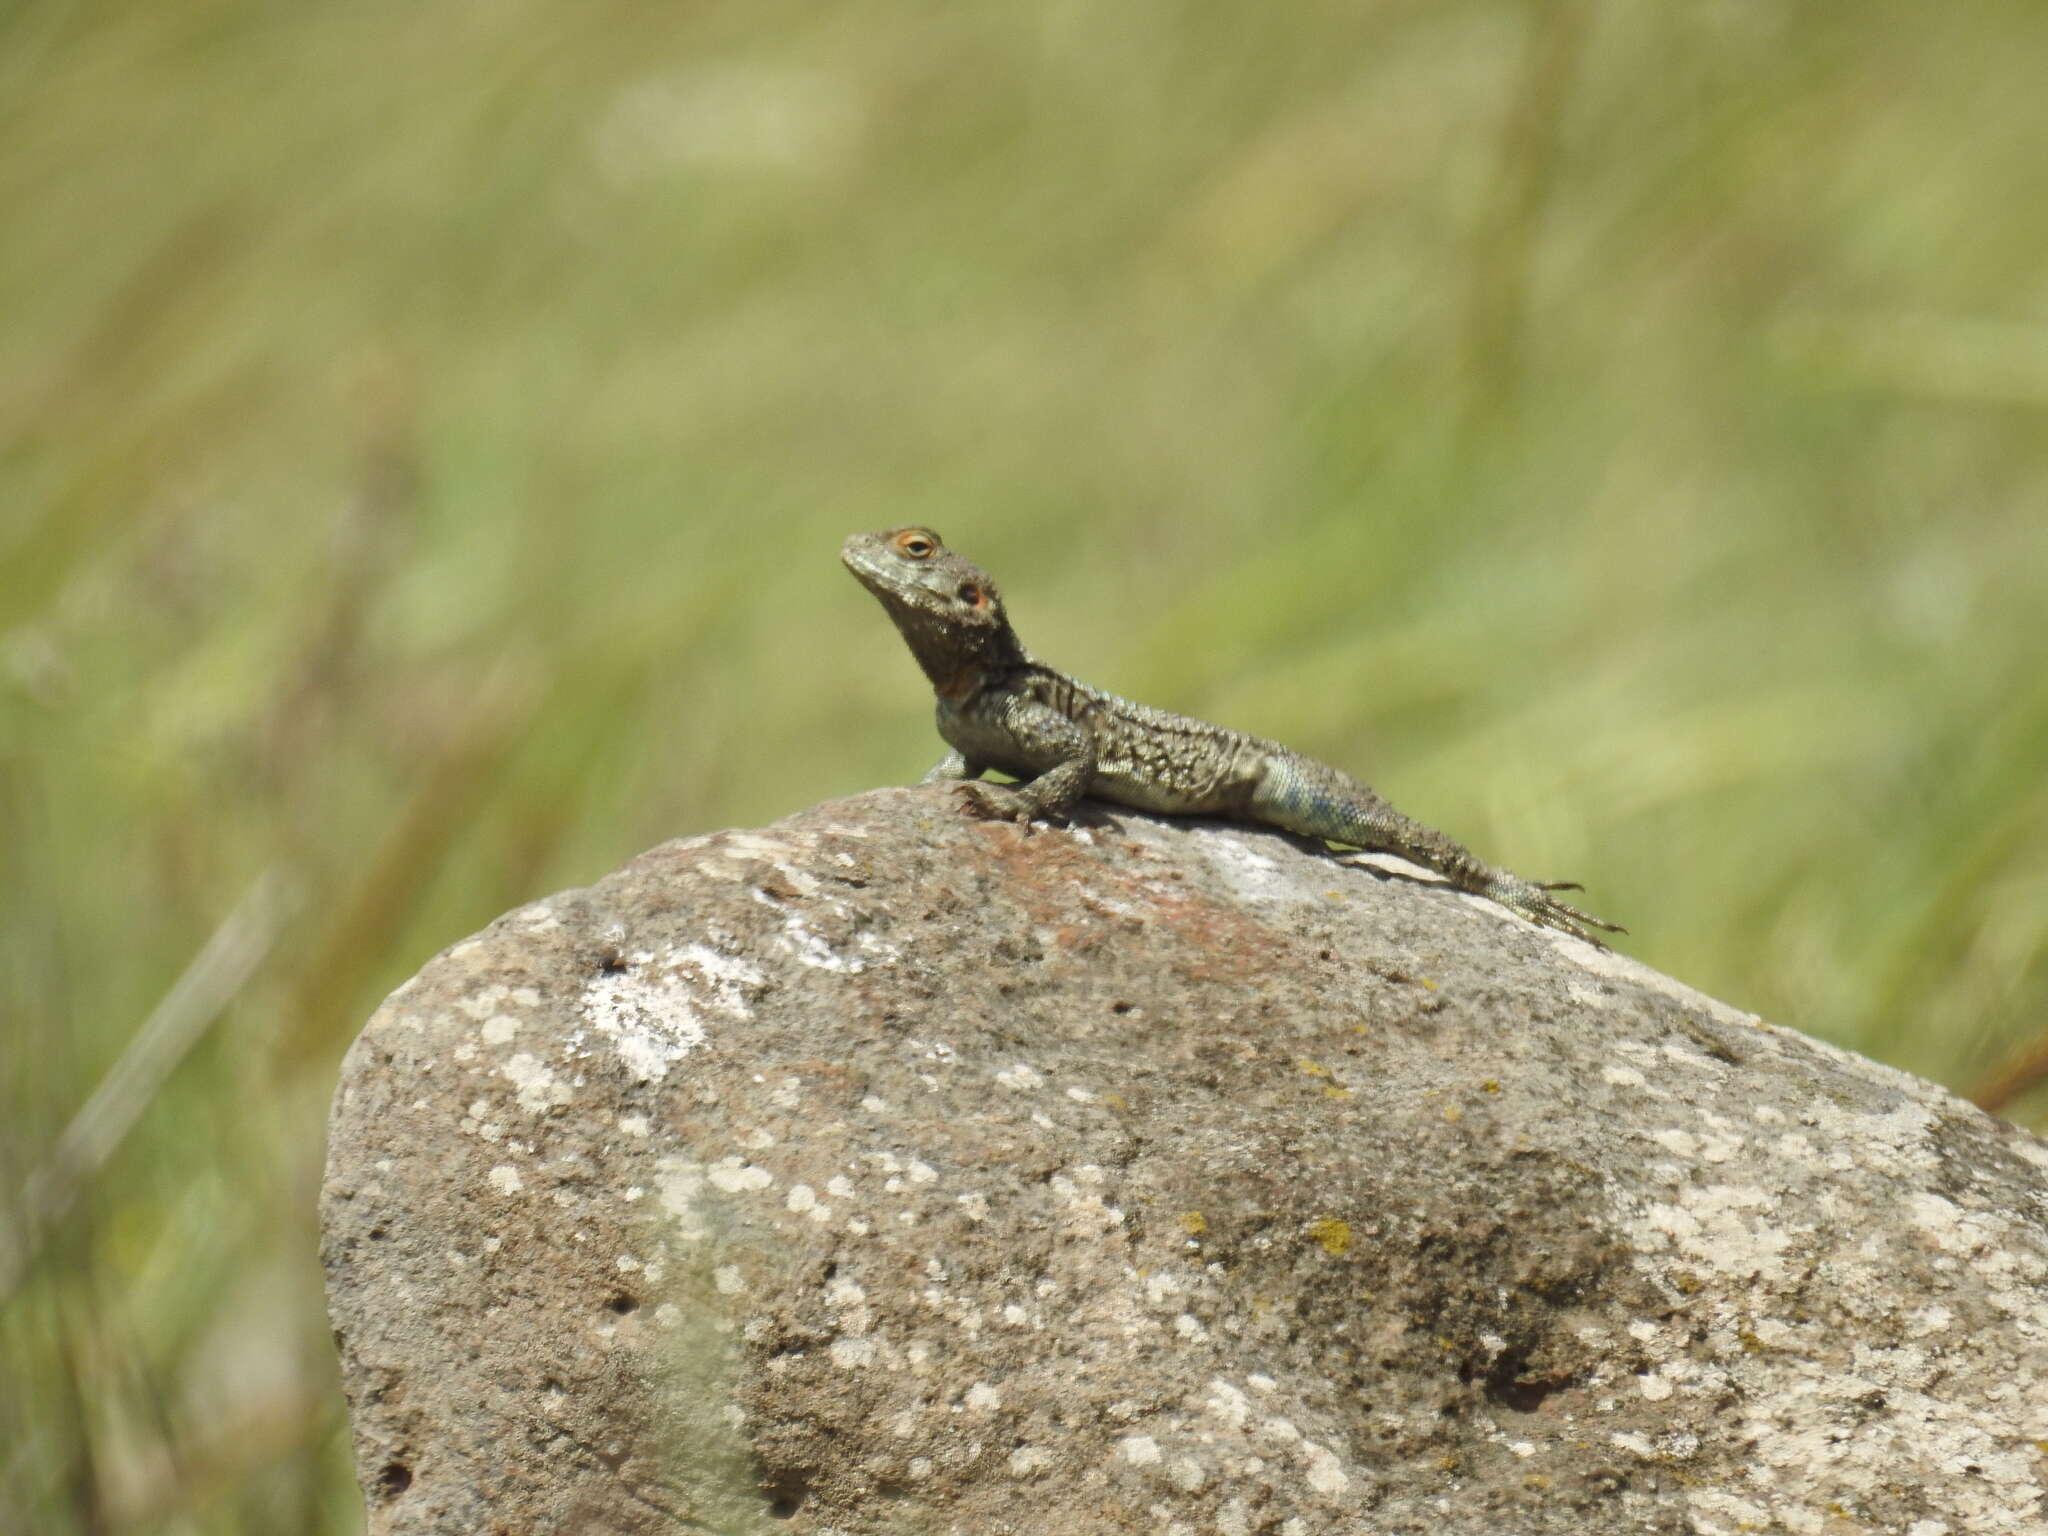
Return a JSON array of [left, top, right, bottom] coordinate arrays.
[[1308, 1217, 1351, 1255], [1296, 1058, 1330, 1077], [1321, 1084, 1351, 1099], [1180, 1210, 1207, 1236], [1481, 1080, 1501, 1093], [1443, 1103, 1463, 1123]]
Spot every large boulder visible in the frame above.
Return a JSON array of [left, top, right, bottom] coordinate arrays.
[[322, 788, 2048, 1535]]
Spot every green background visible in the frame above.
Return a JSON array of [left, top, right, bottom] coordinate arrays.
[[5, 0, 2046, 1528]]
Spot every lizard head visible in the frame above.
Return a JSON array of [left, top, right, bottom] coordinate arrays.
[[841, 527, 1019, 684], [841, 527, 1009, 629]]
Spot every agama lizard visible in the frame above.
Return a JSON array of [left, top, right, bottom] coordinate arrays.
[[842, 527, 1622, 942]]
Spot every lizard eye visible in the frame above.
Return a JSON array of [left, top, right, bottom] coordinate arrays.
[[896, 531, 937, 559]]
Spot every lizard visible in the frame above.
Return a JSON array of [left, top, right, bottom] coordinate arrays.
[[841, 526, 1623, 943]]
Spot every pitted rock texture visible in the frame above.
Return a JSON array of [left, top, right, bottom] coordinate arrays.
[[322, 788, 2048, 1536]]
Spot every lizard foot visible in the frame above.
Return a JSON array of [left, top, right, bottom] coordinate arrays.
[[1493, 876, 1626, 945], [952, 781, 1042, 827]]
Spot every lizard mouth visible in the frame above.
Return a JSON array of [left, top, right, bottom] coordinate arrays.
[[839, 540, 897, 599]]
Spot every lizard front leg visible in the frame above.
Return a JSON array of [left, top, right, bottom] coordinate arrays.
[[952, 700, 1095, 825]]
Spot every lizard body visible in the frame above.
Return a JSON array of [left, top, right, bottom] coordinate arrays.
[[842, 526, 1622, 942]]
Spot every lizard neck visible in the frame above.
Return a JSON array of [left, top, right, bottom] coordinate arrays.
[[892, 612, 1028, 696]]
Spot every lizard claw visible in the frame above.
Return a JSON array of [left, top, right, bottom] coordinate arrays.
[[1494, 877, 1626, 944]]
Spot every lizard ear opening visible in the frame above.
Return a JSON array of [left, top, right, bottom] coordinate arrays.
[[957, 582, 987, 609]]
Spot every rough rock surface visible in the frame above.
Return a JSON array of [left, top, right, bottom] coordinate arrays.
[[323, 788, 2048, 1536]]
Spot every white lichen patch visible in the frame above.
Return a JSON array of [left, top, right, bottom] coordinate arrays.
[[487, 1164, 523, 1195], [1206, 1379, 1251, 1429], [651, 1157, 715, 1242], [512, 901, 561, 931], [1297, 1440, 1348, 1499], [458, 1099, 505, 1141], [1628, 1184, 1794, 1283], [501, 1052, 574, 1112], [1650, 1128, 1699, 1158], [1047, 1168, 1125, 1235], [1605, 1064, 1654, 1097], [706, 1157, 774, 1194], [1119, 1434, 1161, 1466], [480, 1013, 519, 1045], [579, 942, 764, 1083], [828, 1337, 875, 1368]]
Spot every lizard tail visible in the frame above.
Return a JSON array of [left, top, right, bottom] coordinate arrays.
[[1249, 755, 1499, 891]]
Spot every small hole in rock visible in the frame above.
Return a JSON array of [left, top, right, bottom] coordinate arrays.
[[762, 1468, 811, 1519], [606, 1293, 639, 1315], [378, 1462, 412, 1497], [1110, 1000, 1134, 1014], [1484, 1357, 1576, 1414]]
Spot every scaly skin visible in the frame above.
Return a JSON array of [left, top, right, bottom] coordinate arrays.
[[841, 527, 1623, 943]]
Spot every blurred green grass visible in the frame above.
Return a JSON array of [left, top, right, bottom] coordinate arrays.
[[5, 0, 2046, 1527]]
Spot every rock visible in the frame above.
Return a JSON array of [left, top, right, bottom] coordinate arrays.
[[322, 788, 2048, 1535]]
